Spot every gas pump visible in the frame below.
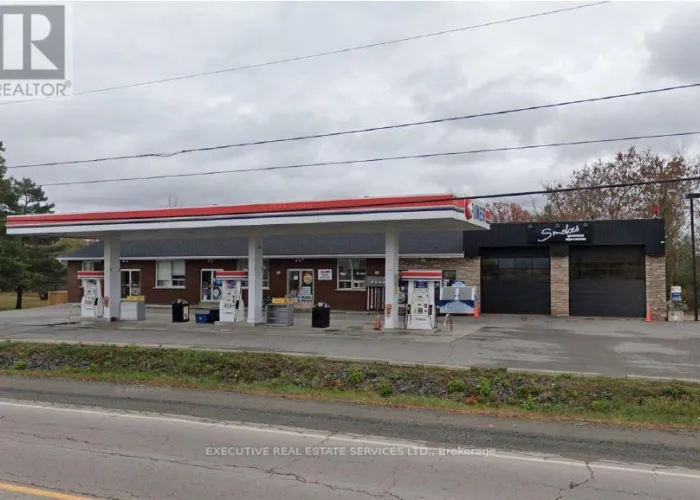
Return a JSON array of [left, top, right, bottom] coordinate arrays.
[[216, 270, 247, 323], [77, 271, 105, 318], [401, 270, 442, 330]]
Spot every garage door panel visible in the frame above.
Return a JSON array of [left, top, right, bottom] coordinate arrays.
[[570, 280, 645, 317], [569, 246, 645, 318], [481, 247, 551, 315], [481, 282, 551, 314]]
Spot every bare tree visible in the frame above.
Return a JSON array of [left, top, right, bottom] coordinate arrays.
[[487, 201, 533, 223], [543, 146, 700, 289]]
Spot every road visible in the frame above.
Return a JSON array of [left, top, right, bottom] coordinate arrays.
[[1, 377, 700, 499]]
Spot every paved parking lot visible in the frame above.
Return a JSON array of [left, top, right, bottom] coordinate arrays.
[[2, 304, 700, 379]]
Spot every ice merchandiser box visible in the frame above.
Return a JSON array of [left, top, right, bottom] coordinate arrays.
[[438, 281, 477, 315]]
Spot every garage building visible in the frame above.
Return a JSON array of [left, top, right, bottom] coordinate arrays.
[[463, 218, 666, 319]]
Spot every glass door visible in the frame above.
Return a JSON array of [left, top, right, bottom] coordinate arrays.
[[201, 269, 223, 302], [287, 269, 314, 306], [120, 270, 141, 298]]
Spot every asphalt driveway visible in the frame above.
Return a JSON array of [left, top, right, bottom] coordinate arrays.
[[1, 305, 700, 380]]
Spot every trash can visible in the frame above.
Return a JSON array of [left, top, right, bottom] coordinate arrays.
[[172, 299, 190, 323], [208, 308, 220, 323], [312, 302, 331, 328]]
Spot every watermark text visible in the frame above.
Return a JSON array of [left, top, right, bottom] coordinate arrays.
[[205, 446, 496, 458]]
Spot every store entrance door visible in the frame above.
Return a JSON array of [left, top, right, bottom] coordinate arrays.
[[120, 269, 141, 298], [201, 268, 224, 302], [287, 269, 314, 307]]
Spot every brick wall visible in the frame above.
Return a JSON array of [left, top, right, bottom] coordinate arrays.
[[550, 256, 569, 316], [646, 255, 667, 320], [257, 258, 385, 311]]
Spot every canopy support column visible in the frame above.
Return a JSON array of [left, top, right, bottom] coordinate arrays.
[[247, 233, 264, 325], [384, 229, 400, 329], [103, 235, 121, 321]]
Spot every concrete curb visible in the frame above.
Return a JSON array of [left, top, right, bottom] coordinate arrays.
[[3, 338, 700, 383], [505, 368, 604, 378], [625, 374, 700, 383], [1, 339, 465, 369]]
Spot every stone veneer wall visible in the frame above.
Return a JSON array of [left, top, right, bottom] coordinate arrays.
[[400, 257, 481, 303], [645, 255, 667, 320], [550, 256, 569, 316]]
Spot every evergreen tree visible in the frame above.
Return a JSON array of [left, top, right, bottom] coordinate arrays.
[[0, 143, 66, 308], [12, 177, 67, 304], [0, 143, 26, 295]]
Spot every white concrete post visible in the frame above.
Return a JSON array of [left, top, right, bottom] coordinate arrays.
[[247, 233, 264, 325], [103, 235, 121, 321], [384, 229, 400, 329]]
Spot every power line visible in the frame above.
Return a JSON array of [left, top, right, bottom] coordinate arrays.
[[203, 175, 700, 214], [319, 174, 700, 213], [0, 1, 609, 107], [40, 130, 700, 187], [8, 81, 700, 171], [48, 175, 700, 219], [476, 174, 700, 201]]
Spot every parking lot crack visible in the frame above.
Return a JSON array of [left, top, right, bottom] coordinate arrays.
[[441, 333, 468, 365]]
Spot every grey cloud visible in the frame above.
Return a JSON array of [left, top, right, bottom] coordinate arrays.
[[646, 6, 700, 82], [0, 1, 695, 215], [412, 72, 566, 144]]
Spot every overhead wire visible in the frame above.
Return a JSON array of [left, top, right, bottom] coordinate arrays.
[[1, 1, 688, 220], [0, 1, 610, 106], [6, 82, 700, 170], [38, 130, 700, 187], [24, 175, 700, 219], [7, 81, 700, 170]]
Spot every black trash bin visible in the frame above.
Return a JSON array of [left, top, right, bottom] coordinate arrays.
[[172, 299, 190, 323], [208, 308, 220, 323], [312, 302, 331, 328]]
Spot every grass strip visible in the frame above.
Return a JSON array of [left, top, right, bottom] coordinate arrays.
[[1, 342, 700, 430], [0, 293, 45, 312]]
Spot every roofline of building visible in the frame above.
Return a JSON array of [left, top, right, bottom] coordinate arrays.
[[58, 253, 465, 262]]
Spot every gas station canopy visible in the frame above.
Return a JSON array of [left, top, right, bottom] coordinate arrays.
[[6, 193, 492, 329], [6, 194, 490, 239]]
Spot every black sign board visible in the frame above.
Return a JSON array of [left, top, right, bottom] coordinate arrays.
[[528, 222, 590, 244]]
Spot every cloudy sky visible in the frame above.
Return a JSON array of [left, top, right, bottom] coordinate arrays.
[[2, 0, 700, 213]]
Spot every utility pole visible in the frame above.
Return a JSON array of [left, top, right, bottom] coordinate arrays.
[[688, 194, 700, 321]]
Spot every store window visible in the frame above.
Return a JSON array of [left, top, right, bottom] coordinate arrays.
[[337, 258, 367, 290], [442, 269, 458, 286], [236, 259, 270, 289], [81, 260, 104, 272], [79, 261, 104, 288], [156, 260, 186, 288]]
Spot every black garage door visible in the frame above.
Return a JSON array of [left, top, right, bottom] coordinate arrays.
[[481, 247, 551, 314], [569, 245, 645, 317]]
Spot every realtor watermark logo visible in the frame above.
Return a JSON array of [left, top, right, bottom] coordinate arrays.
[[0, 3, 71, 98]]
